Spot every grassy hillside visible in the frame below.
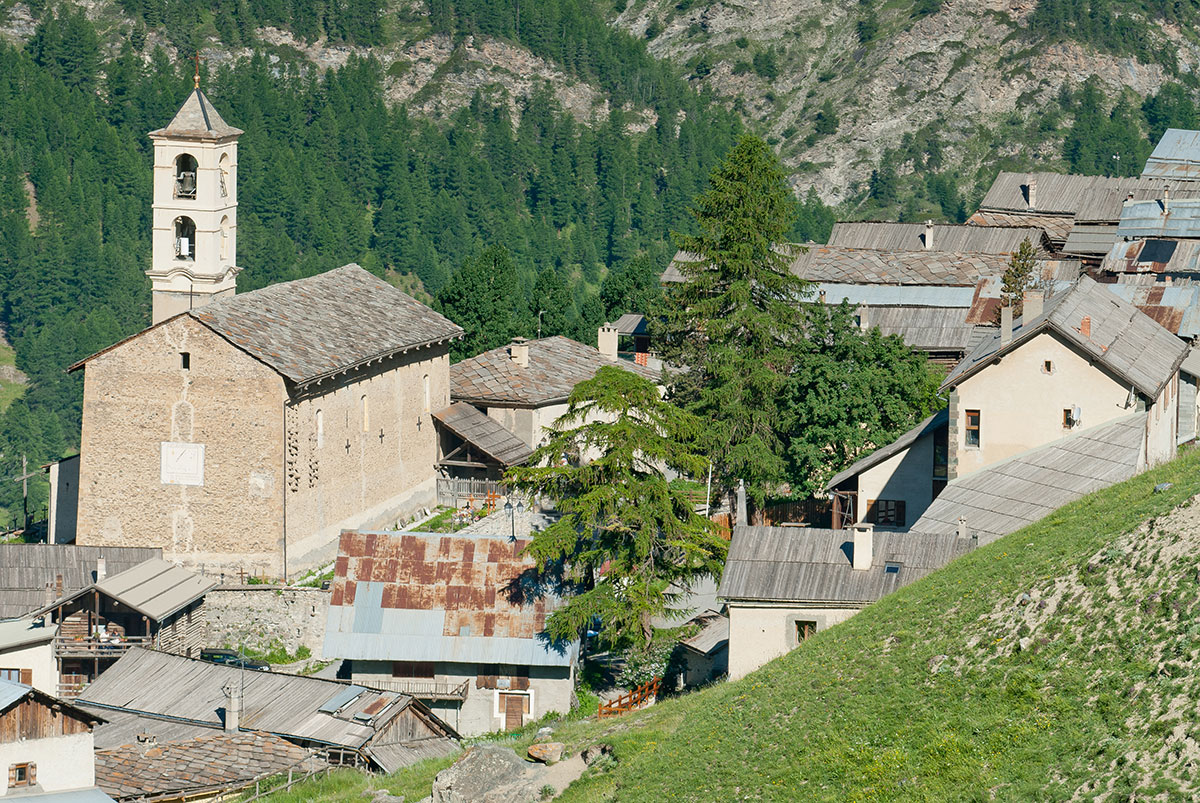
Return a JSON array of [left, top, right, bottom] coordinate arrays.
[[263, 446, 1200, 802]]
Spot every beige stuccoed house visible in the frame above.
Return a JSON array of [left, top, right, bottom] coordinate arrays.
[[67, 88, 462, 579]]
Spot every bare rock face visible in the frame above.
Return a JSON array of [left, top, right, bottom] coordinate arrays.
[[430, 745, 542, 803]]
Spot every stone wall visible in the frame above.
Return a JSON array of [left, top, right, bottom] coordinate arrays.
[[76, 316, 287, 577], [203, 586, 330, 660]]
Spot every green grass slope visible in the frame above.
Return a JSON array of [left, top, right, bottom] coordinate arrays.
[[257, 447, 1200, 802]]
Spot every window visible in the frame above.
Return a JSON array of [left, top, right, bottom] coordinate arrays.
[[174, 154, 197, 199], [180, 352, 190, 370], [0, 668, 29, 684], [965, 409, 980, 447], [872, 499, 906, 527], [1043, 360, 1053, 374], [392, 661, 435, 679], [1063, 408, 1075, 429], [795, 621, 816, 643], [174, 216, 196, 260], [423, 375, 431, 413], [8, 762, 34, 788], [361, 396, 369, 432], [315, 409, 324, 449], [884, 562, 902, 575]]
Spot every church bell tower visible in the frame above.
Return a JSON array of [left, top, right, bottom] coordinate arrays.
[[146, 72, 243, 324]]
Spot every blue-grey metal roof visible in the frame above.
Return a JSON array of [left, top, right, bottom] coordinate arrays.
[[1101, 279, 1200, 338], [1116, 198, 1200, 239], [0, 678, 29, 711], [1143, 129, 1200, 181]]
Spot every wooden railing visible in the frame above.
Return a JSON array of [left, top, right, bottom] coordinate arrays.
[[53, 635, 152, 659], [598, 677, 661, 719], [436, 477, 510, 508], [57, 674, 89, 700], [365, 678, 470, 701]]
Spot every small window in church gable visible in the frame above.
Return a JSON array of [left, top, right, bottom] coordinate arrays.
[[361, 396, 369, 432], [180, 352, 190, 370], [423, 375, 430, 413], [316, 410, 324, 448]]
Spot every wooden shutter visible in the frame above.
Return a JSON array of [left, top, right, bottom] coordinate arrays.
[[27, 764, 34, 786], [9, 765, 16, 786], [17, 669, 30, 685]]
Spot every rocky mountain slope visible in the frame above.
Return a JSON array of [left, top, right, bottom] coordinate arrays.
[[615, 0, 1200, 204]]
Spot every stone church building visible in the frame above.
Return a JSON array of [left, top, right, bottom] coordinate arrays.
[[66, 87, 462, 579]]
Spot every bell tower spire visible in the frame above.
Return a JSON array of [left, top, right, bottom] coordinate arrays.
[[146, 79, 243, 325]]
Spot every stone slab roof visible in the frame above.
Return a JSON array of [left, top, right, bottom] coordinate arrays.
[[324, 530, 576, 668], [149, 89, 242, 141], [190, 265, 463, 387], [967, 211, 1074, 244], [432, 403, 533, 467], [450, 336, 658, 407], [95, 731, 319, 801], [942, 276, 1188, 399], [718, 526, 972, 605], [911, 413, 1146, 545]]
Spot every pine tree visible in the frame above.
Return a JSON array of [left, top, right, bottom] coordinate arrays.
[[998, 237, 1038, 319]]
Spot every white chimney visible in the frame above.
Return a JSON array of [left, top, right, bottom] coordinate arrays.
[[508, 337, 529, 368], [222, 680, 241, 733], [1163, 186, 1171, 215], [1000, 305, 1013, 347], [851, 522, 873, 571], [1026, 175, 1037, 209], [956, 515, 969, 540], [1022, 290, 1043, 320], [96, 557, 106, 583], [736, 480, 748, 526], [855, 304, 870, 332], [597, 325, 618, 361], [924, 220, 934, 250]]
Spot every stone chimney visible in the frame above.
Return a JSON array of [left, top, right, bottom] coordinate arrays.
[[924, 220, 934, 250], [1026, 175, 1037, 209], [96, 556, 106, 583], [956, 515, 969, 540], [508, 337, 529, 368], [54, 574, 63, 599], [1080, 315, 1091, 338], [1163, 186, 1171, 215], [222, 680, 241, 733], [735, 479, 748, 526], [1022, 290, 1043, 320], [855, 304, 869, 332], [597, 325, 618, 361], [851, 522, 874, 571], [1000, 305, 1013, 347]]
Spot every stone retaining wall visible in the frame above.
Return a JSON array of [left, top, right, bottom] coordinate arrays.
[[204, 586, 329, 659]]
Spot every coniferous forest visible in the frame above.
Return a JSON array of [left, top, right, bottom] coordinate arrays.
[[0, 2, 745, 514]]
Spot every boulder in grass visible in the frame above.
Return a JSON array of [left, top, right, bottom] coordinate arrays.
[[527, 742, 564, 764]]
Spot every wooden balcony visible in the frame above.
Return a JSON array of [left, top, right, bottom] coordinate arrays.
[[366, 678, 470, 701], [53, 635, 152, 659]]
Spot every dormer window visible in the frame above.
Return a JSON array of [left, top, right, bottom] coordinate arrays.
[[174, 217, 196, 260], [175, 154, 198, 199]]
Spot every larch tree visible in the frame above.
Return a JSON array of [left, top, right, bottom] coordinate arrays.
[[504, 366, 727, 653], [654, 134, 810, 512], [998, 236, 1039, 319]]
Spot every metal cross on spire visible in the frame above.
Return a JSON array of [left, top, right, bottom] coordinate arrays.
[[193, 51, 201, 89]]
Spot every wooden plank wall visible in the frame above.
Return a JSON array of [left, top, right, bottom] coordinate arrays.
[[0, 698, 91, 740]]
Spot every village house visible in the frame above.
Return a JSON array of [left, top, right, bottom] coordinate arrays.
[[828, 277, 1186, 530], [61, 88, 463, 580], [77, 648, 458, 773], [0, 545, 159, 621], [33, 558, 214, 698], [0, 678, 113, 801], [449, 335, 659, 451], [0, 620, 57, 696], [718, 524, 972, 680], [324, 529, 578, 737]]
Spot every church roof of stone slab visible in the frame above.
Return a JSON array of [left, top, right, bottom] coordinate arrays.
[[450, 335, 659, 407], [148, 89, 243, 140], [717, 526, 972, 605], [910, 412, 1146, 545], [431, 403, 533, 467], [0, 544, 161, 621], [941, 276, 1188, 399], [190, 265, 463, 387]]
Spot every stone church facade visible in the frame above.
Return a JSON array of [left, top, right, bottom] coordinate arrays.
[[67, 88, 462, 579]]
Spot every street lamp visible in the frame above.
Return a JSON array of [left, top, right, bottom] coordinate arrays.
[[505, 498, 525, 541]]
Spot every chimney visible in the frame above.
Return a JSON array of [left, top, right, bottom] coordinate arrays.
[[855, 304, 869, 332], [1080, 315, 1091, 338], [597, 325, 618, 362], [956, 515, 969, 540], [1163, 186, 1170, 215], [851, 522, 874, 571], [96, 556, 106, 583], [54, 574, 63, 599], [1022, 290, 1043, 320], [1000, 305, 1013, 347], [1027, 176, 1037, 209], [222, 680, 241, 733], [735, 479, 748, 527], [924, 220, 934, 250], [508, 337, 529, 368]]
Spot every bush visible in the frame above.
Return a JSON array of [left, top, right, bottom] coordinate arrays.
[[752, 49, 778, 80]]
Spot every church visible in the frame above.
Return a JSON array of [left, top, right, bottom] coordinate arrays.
[[65, 84, 462, 579]]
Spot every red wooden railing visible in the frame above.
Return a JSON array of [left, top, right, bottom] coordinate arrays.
[[598, 677, 661, 719]]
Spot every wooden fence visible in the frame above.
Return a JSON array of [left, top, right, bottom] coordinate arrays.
[[599, 677, 661, 719], [436, 477, 509, 508]]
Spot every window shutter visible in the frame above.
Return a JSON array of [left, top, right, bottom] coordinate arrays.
[[27, 764, 34, 786], [9, 765, 16, 786], [18, 669, 30, 685]]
